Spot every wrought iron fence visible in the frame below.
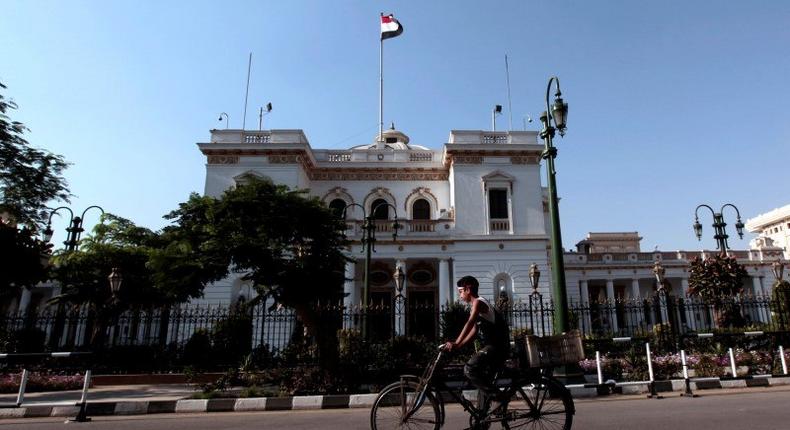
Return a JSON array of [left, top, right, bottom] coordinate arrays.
[[3, 293, 789, 365]]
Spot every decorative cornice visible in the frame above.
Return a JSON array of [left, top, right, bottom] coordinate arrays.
[[202, 148, 451, 180], [510, 156, 540, 164], [453, 156, 483, 164], [207, 155, 239, 164], [310, 170, 449, 181]]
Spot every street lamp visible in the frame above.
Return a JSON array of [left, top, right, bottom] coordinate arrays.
[[108, 267, 123, 299], [774, 261, 785, 281], [341, 201, 401, 308], [653, 261, 667, 292], [693, 203, 744, 253], [42, 206, 104, 251], [393, 266, 406, 294], [218, 112, 229, 129], [529, 263, 541, 295], [539, 76, 570, 334]]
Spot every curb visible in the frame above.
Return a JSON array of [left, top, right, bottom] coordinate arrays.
[[5, 375, 790, 419]]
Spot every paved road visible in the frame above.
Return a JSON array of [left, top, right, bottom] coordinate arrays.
[[5, 388, 790, 429]]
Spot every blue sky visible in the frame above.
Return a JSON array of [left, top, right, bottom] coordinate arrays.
[[2, 1, 789, 251]]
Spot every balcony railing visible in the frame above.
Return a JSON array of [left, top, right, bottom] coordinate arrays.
[[490, 218, 510, 232]]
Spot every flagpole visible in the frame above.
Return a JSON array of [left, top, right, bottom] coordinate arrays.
[[379, 13, 384, 148], [242, 52, 252, 130]]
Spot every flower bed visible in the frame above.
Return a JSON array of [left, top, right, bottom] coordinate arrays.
[[578, 349, 784, 380], [0, 372, 87, 393]]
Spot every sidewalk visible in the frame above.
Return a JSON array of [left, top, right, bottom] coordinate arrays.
[[2, 375, 790, 419]]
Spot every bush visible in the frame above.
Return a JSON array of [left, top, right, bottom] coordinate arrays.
[[211, 312, 253, 365], [1, 327, 46, 353], [183, 330, 213, 369]]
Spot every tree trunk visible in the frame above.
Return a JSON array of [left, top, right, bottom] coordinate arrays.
[[293, 303, 339, 371]]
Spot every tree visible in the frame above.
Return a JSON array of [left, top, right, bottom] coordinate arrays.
[[51, 213, 215, 308], [0, 82, 70, 227], [0, 221, 51, 301], [50, 213, 228, 347], [687, 254, 749, 328], [164, 178, 349, 369]]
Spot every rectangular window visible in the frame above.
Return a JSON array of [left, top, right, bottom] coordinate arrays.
[[488, 189, 508, 219]]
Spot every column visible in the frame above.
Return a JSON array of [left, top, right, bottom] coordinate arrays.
[[439, 259, 450, 309], [343, 260, 356, 329], [681, 277, 695, 330], [18, 288, 32, 315], [579, 280, 592, 333], [753, 276, 768, 324], [606, 279, 619, 333], [631, 279, 640, 299], [580, 280, 590, 304]]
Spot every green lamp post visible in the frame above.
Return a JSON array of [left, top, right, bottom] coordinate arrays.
[[538, 76, 570, 334]]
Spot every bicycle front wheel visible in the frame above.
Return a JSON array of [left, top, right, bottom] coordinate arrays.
[[505, 376, 573, 430], [370, 380, 441, 430]]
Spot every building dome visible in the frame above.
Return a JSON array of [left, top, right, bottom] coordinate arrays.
[[350, 124, 429, 151]]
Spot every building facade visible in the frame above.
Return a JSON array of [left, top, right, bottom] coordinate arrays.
[[746, 204, 790, 260], [197, 127, 553, 312]]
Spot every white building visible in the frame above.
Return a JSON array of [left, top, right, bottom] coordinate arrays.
[[197, 127, 553, 315], [746, 204, 790, 259]]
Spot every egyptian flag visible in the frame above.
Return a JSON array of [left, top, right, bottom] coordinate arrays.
[[381, 14, 403, 40]]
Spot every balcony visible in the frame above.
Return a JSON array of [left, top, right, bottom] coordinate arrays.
[[490, 219, 510, 232], [342, 219, 453, 237]]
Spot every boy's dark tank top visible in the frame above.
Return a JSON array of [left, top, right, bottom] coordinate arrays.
[[474, 297, 510, 352]]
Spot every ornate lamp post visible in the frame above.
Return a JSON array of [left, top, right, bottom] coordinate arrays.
[[539, 76, 570, 334], [693, 204, 745, 253], [653, 260, 667, 293], [773, 260, 785, 281], [108, 267, 123, 300], [393, 266, 407, 335], [107, 267, 123, 346], [42, 206, 104, 251], [341, 202, 400, 307], [529, 263, 541, 296]]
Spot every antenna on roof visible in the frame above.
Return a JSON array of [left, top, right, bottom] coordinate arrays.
[[505, 54, 513, 131], [258, 102, 273, 130], [242, 52, 252, 130]]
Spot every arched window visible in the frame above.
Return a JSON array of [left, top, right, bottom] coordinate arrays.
[[371, 198, 389, 220], [328, 198, 347, 218], [412, 199, 431, 220]]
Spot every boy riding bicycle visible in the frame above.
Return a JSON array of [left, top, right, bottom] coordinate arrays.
[[443, 275, 511, 413]]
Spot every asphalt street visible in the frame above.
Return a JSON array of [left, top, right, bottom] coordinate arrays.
[[5, 387, 790, 429]]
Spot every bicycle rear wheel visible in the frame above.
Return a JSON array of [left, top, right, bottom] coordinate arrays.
[[505, 376, 573, 430], [370, 380, 441, 430]]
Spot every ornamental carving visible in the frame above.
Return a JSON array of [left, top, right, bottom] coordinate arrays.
[[404, 187, 438, 212], [309, 171, 449, 181], [321, 187, 354, 205], [268, 154, 302, 164], [453, 155, 483, 164], [510, 156, 539, 164], [207, 155, 239, 164]]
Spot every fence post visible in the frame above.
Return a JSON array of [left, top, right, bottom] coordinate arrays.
[[780, 345, 788, 375], [595, 351, 603, 385], [728, 348, 738, 377], [68, 370, 92, 423], [680, 350, 697, 398], [15, 369, 28, 406], [646, 342, 662, 399]]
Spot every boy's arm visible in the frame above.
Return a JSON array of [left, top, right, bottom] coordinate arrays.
[[446, 299, 481, 351]]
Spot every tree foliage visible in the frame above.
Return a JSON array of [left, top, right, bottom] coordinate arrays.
[[687, 254, 749, 328], [0, 82, 70, 227], [50, 213, 213, 309], [0, 221, 51, 297], [687, 254, 748, 299], [163, 178, 349, 367]]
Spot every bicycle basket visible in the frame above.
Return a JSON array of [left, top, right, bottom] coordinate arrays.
[[524, 330, 584, 368]]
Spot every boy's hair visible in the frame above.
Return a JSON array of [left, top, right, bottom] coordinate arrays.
[[456, 276, 479, 295]]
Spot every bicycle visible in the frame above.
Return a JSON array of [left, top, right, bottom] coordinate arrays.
[[370, 331, 581, 429]]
